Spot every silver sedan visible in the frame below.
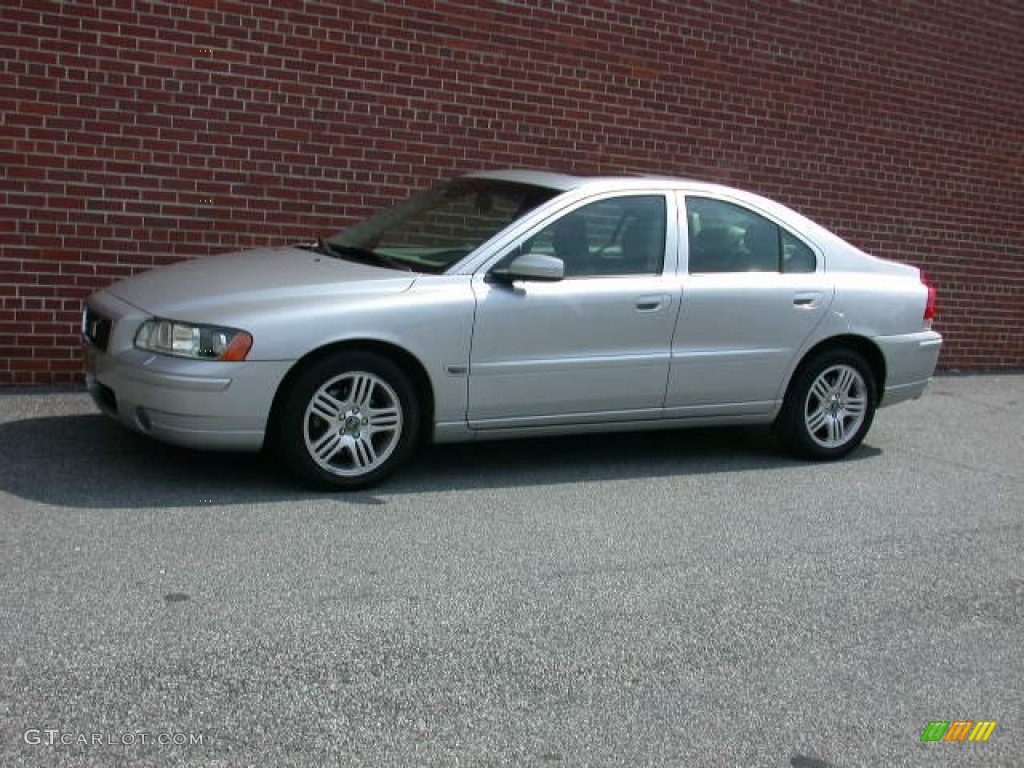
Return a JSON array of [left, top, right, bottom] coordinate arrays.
[[82, 170, 942, 488]]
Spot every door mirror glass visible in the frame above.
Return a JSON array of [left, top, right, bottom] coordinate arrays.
[[489, 252, 565, 283]]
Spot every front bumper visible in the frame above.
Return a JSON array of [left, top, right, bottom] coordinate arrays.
[[83, 291, 290, 451]]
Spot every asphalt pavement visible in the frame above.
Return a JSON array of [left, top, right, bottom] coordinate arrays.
[[1, 375, 1021, 767]]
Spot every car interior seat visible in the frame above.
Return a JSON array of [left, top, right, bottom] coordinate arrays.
[[741, 219, 780, 271], [689, 227, 741, 272], [621, 216, 663, 274], [552, 214, 592, 276]]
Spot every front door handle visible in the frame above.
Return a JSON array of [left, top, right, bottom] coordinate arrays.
[[635, 294, 668, 312]]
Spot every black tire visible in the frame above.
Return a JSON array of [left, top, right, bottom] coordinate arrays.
[[774, 348, 877, 460], [273, 351, 420, 489]]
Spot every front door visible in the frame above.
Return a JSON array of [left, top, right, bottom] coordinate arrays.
[[467, 193, 681, 428]]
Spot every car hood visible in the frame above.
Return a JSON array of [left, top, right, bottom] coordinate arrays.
[[106, 246, 417, 320]]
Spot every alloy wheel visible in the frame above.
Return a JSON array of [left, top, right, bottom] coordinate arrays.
[[802, 363, 868, 449], [302, 371, 404, 477]]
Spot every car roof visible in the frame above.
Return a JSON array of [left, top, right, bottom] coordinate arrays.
[[463, 168, 587, 191], [463, 167, 752, 198]]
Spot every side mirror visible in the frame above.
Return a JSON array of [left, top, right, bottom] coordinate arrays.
[[488, 252, 565, 284]]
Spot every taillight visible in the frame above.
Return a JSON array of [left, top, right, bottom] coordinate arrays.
[[921, 271, 937, 327]]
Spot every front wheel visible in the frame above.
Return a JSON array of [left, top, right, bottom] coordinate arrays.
[[775, 349, 876, 460], [274, 352, 420, 489]]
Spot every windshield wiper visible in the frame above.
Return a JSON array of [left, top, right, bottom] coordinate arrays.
[[316, 238, 413, 272]]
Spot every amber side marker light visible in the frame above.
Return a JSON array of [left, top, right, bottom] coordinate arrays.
[[220, 332, 253, 361]]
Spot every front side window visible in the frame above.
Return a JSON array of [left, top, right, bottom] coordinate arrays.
[[686, 197, 815, 274], [522, 195, 667, 277]]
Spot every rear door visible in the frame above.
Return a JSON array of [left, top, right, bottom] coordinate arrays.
[[666, 195, 833, 415]]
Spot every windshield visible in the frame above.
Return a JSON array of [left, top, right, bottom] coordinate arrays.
[[325, 178, 560, 274]]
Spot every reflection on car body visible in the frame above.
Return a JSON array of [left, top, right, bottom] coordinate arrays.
[[83, 170, 942, 488]]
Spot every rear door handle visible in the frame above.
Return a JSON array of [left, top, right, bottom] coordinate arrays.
[[793, 291, 823, 309]]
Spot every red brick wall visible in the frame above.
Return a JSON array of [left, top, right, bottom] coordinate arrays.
[[2, 0, 1021, 383]]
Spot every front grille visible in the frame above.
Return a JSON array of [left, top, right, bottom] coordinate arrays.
[[82, 307, 112, 351]]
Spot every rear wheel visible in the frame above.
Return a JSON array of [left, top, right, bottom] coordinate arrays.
[[275, 352, 420, 489], [775, 348, 876, 459]]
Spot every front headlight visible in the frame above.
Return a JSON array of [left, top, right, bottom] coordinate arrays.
[[135, 319, 253, 361]]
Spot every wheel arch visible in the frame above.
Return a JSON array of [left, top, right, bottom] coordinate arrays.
[[265, 339, 436, 448], [789, 335, 886, 404]]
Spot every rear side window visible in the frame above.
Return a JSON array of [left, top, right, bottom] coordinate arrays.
[[686, 197, 815, 274]]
